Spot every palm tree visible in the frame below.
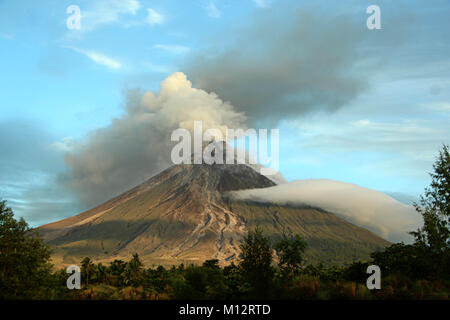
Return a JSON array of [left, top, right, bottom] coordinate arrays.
[[96, 263, 107, 284], [109, 259, 126, 287], [123, 253, 144, 286], [129, 253, 143, 272], [81, 257, 94, 287]]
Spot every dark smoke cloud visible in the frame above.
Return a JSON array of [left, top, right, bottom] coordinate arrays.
[[185, 8, 371, 125]]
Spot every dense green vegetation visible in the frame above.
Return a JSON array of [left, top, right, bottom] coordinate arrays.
[[0, 200, 55, 299], [1, 145, 449, 300]]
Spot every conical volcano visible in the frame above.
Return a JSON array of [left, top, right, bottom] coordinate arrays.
[[39, 162, 389, 267]]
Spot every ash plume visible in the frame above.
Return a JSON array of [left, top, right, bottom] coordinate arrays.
[[61, 72, 246, 208]]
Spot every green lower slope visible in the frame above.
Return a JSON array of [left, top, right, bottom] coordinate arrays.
[[229, 200, 390, 266]]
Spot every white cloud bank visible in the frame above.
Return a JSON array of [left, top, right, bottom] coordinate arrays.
[[230, 179, 422, 243]]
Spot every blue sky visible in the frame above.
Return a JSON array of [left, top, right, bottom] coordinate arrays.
[[1, 0, 449, 226]]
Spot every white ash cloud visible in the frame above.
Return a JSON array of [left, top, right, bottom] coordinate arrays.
[[229, 179, 422, 243]]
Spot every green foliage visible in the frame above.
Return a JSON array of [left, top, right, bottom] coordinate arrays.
[[81, 257, 94, 287], [405, 144, 450, 279], [96, 263, 107, 284], [239, 227, 274, 298], [123, 253, 144, 286], [223, 263, 246, 299], [368, 145, 450, 284], [202, 259, 220, 269], [341, 261, 370, 283], [274, 235, 307, 273], [370, 243, 432, 279], [411, 144, 450, 253], [0, 200, 54, 299], [108, 259, 127, 287]]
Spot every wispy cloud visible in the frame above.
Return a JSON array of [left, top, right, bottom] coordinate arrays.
[[154, 44, 190, 55], [64, 46, 121, 69], [297, 118, 445, 155], [251, 0, 270, 8], [49, 137, 75, 153], [205, 1, 221, 18], [80, 0, 141, 31], [146, 8, 165, 26]]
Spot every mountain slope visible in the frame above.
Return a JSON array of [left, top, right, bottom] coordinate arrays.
[[39, 163, 389, 267]]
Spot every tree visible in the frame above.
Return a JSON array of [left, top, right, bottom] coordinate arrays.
[[274, 235, 307, 273], [123, 253, 144, 286], [81, 257, 94, 287], [109, 259, 127, 287], [409, 145, 450, 278], [96, 263, 107, 284], [411, 144, 450, 253], [202, 259, 220, 269], [201, 260, 226, 299], [177, 265, 209, 299], [223, 263, 244, 299], [239, 227, 274, 298], [0, 200, 53, 299], [370, 243, 432, 280]]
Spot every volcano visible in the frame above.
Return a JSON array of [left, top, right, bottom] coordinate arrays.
[[39, 162, 390, 267]]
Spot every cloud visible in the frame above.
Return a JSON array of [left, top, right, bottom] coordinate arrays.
[[154, 44, 190, 55], [78, 0, 141, 31], [61, 72, 246, 207], [295, 118, 449, 163], [49, 137, 75, 153], [385, 192, 418, 206], [64, 46, 121, 69], [186, 8, 370, 125], [146, 8, 165, 26], [0, 121, 81, 226], [185, 2, 450, 126], [205, 1, 221, 18], [229, 179, 422, 243]]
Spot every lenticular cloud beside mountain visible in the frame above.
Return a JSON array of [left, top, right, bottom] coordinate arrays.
[[230, 179, 422, 243]]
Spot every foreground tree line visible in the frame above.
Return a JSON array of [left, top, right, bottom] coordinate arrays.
[[1, 145, 449, 300]]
